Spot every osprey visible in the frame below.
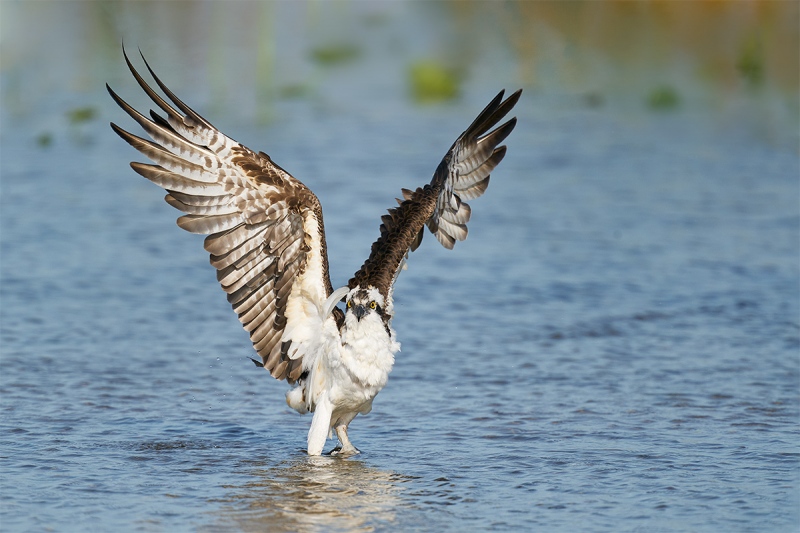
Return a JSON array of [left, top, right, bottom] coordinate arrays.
[[108, 49, 520, 456]]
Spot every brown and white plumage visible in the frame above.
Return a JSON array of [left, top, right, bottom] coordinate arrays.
[[109, 48, 520, 455], [108, 49, 338, 384], [349, 88, 521, 302]]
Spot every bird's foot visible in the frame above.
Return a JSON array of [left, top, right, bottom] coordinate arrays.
[[326, 445, 360, 457]]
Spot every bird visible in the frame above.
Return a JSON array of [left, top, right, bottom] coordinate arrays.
[[108, 48, 521, 456]]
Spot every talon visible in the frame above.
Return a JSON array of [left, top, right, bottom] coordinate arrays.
[[325, 446, 343, 456], [327, 445, 359, 457]]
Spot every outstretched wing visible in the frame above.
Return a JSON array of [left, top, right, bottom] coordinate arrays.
[[349, 89, 522, 299], [108, 48, 339, 383]]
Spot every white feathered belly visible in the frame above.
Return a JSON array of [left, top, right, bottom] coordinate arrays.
[[329, 319, 398, 414], [288, 301, 399, 454], [286, 315, 399, 417]]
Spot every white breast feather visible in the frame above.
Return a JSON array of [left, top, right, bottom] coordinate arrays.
[[282, 231, 401, 442], [338, 312, 398, 389], [301, 298, 399, 418]]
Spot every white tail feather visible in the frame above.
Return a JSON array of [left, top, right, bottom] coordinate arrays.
[[307, 392, 333, 455], [285, 386, 307, 414]]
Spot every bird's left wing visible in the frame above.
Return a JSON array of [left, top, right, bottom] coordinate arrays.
[[350, 89, 521, 300], [108, 49, 340, 383]]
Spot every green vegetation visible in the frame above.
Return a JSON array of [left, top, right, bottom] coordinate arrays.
[[310, 43, 360, 66], [278, 83, 312, 100], [66, 106, 97, 124], [737, 34, 764, 87], [408, 60, 460, 103], [36, 132, 53, 148], [647, 85, 680, 111]]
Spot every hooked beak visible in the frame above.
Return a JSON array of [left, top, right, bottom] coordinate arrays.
[[353, 304, 367, 321]]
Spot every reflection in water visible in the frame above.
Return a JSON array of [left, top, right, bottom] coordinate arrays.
[[210, 455, 411, 532]]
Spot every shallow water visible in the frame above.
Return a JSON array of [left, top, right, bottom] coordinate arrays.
[[2, 3, 799, 532]]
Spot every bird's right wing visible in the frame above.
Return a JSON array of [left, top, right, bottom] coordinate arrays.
[[108, 49, 339, 383], [349, 89, 521, 298]]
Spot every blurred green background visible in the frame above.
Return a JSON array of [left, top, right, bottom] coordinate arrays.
[[1, 0, 797, 148]]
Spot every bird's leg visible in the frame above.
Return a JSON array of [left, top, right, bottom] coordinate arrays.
[[330, 423, 360, 456]]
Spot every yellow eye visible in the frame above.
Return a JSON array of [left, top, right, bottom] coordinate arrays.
[[370, 301, 377, 309], [346, 300, 352, 308]]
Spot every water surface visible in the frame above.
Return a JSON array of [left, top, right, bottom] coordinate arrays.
[[2, 2, 798, 532]]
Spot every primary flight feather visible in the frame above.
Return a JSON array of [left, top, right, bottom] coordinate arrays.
[[109, 48, 520, 455]]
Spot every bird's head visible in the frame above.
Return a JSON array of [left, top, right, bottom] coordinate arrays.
[[345, 286, 386, 323]]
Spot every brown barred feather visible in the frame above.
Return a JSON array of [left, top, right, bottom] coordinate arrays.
[[110, 46, 520, 389], [349, 89, 521, 300], [109, 48, 337, 383]]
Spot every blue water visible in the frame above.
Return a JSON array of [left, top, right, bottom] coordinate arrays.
[[2, 2, 799, 532]]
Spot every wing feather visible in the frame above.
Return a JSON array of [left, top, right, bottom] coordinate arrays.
[[165, 193, 239, 216], [239, 291, 276, 327], [111, 123, 219, 183], [204, 223, 263, 256], [109, 48, 337, 383], [108, 86, 217, 169], [242, 301, 278, 335], [454, 176, 491, 200], [168, 191, 231, 207], [209, 227, 269, 269], [439, 196, 471, 224], [176, 213, 244, 235], [349, 89, 521, 299], [130, 162, 226, 196], [231, 277, 275, 314], [218, 254, 275, 293], [452, 145, 507, 189]]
